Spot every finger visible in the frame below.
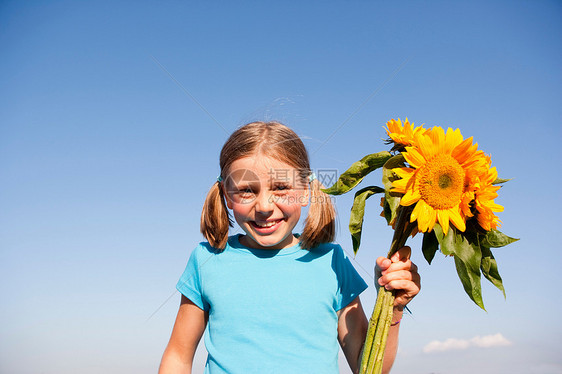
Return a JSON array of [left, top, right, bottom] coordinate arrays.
[[375, 257, 391, 277], [386, 275, 421, 295], [384, 279, 421, 294], [384, 259, 418, 274], [376, 256, 391, 269], [378, 270, 417, 286], [391, 246, 412, 262], [379, 271, 421, 291], [375, 258, 389, 289], [410, 261, 418, 274]]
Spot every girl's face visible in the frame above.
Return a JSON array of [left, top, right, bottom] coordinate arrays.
[[222, 155, 309, 250]]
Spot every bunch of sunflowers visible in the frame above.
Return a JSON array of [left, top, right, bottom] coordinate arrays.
[[324, 118, 517, 374]]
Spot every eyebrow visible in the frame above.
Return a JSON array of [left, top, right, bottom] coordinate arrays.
[[270, 180, 292, 186], [229, 180, 259, 189]]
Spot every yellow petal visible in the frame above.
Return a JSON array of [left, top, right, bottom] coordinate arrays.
[[416, 200, 436, 232], [452, 136, 474, 162], [490, 202, 504, 212], [448, 207, 466, 232], [427, 205, 438, 232], [444, 128, 463, 154], [437, 210, 450, 236], [401, 189, 421, 206], [430, 127, 445, 153], [414, 131, 428, 158], [410, 199, 420, 217], [404, 148, 426, 168], [393, 167, 415, 178]]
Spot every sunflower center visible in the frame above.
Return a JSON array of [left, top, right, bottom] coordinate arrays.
[[438, 174, 452, 189], [419, 154, 465, 209]]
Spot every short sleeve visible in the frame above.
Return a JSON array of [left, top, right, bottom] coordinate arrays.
[[176, 244, 210, 311], [332, 245, 369, 311]]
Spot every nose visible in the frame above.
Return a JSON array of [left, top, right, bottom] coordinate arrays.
[[254, 190, 274, 214]]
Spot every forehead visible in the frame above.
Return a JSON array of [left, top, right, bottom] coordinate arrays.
[[226, 155, 302, 181]]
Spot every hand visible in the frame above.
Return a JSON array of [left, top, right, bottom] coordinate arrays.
[[375, 246, 421, 311]]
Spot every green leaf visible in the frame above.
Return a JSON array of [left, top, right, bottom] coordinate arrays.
[[381, 154, 406, 225], [450, 231, 485, 310], [454, 254, 485, 310], [480, 245, 506, 298], [492, 177, 511, 185], [434, 226, 485, 309], [422, 231, 439, 265], [433, 224, 454, 256], [480, 229, 519, 248], [349, 186, 385, 254], [322, 151, 392, 195]]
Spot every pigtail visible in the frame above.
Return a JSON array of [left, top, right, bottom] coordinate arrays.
[[300, 178, 336, 249], [200, 181, 232, 250]]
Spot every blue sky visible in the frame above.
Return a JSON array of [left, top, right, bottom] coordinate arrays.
[[1, 1, 561, 373]]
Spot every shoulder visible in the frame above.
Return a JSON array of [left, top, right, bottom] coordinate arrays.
[[309, 241, 346, 257], [186, 240, 221, 265], [191, 235, 241, 258], [192, 241, 215, 255], [303, 241, 353, 265], [313, 242, 361, 277]]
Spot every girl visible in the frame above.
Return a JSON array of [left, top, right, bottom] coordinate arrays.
[[159, 121, 421, 374]]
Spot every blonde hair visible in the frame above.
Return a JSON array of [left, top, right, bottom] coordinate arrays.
[[200, 121, 336, 250]]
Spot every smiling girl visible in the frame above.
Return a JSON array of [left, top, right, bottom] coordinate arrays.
[[159, 121, 420, 374]]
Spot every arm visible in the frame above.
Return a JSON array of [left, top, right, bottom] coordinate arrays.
[[337, 296, 368, 374], [338, 246, 420, 374], [375, 246, 421, 373], [159, 295, 208, 374], [337, 297, 400, 374]]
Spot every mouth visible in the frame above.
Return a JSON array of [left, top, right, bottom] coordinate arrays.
[[250, 219, 283, 232]]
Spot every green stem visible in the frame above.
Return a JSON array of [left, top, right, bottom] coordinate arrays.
[[359, 286, 387, 373], [373, 290, 395, 373], [361, 205, 415, 374], [366, 291, 389, 372], [387, 205, 415, 258]]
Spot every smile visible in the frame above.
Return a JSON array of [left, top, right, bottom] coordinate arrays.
[[251, 219, 283, 229]]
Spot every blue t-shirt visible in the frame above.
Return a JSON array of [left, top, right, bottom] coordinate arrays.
[[176, 235, 368, 374]]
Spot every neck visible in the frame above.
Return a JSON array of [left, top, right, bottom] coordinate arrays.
[[239, 234, 299, 250]]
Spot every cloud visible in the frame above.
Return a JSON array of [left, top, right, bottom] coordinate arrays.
[[423, 338, 470, 353], [423, 333, 512, 353], [470, 333, 512, 348]]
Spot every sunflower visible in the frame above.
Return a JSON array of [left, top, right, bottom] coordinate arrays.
[[385, 118, 426, 148], [391, 126, 488, 235], [473, 158, 504, 231]]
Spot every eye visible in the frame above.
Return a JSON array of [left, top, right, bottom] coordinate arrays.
[[273, 183, 291, 193], [232, 186, 255, 197]]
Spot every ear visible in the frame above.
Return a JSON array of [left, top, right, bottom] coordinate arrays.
[[221, 182, 234, 209]]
